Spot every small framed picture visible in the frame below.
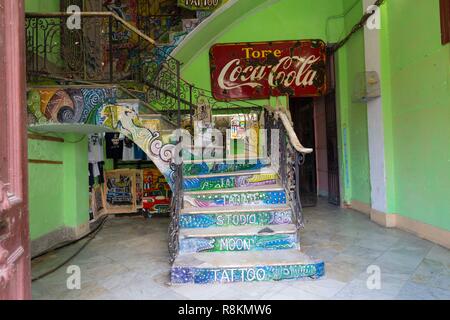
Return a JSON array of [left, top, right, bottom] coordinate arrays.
[[103, 169, 136, 214]]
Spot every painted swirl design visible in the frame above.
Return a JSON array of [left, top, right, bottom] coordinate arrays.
[[45, 89, 83, 123]]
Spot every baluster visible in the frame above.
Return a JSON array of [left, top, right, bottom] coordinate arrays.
[[108, 15, 113, 83]]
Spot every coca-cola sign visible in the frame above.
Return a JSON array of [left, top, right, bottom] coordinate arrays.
[[210, 40, 327, 101]]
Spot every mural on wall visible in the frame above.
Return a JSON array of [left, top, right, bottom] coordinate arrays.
[[27, 87, 177, 189], [102, 0, 142, 79], [27, 87, 117, 125], [179, 210, 292, 228], [104, 169, 136, 213], [171, 262, 325, 284], [179, 233, 297, 253], [184, 190, 287, 208], [142, 167, 172, 214]]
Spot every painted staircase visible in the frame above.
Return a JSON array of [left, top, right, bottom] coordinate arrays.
[[154, 13, 209, 58], [25, 10, 325, 286], [170, 158, 325, 285]]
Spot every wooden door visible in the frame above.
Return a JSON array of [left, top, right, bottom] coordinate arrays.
[[0, 0, 31, 300], [290, 98, 317, 207]]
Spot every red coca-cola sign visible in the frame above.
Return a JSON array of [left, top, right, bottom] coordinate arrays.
[[210, 40, 327, 101]]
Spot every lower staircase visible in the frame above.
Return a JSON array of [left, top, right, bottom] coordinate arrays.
[[170, 158, 325, 284]]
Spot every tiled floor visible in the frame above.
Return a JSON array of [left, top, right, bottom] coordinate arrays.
[[31, 201, 450, 300]]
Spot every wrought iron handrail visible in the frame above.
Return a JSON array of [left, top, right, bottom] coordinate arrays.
[[264, 107, 313, 232], [26, 12, 177, 83], [26, 11, 157, 44], [168, 163, 183, 264]]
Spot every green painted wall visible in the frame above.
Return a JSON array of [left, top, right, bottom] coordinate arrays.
[[176, 0, 344, 107], [25, 0, 60, 12], [28, 137, 65, 240], [381, 0, 450, 230], [28, 134, 89, 240]]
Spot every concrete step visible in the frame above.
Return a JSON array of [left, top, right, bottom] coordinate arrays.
[[182, 157, 270, 176], [179, 224, 298, 254], [183, 168, 279, 191], [171, 250, 325, 284], [183, 185, 286, 208], [179, 205, 292, 229]]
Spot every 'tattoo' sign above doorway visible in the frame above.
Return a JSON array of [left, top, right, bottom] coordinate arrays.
[[209, 40, 327, 101]]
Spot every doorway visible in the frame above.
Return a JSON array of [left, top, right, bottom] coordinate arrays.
[[289, 95, 341, 207], [290, 98, 317, 207], [289, 49, 340, 207]]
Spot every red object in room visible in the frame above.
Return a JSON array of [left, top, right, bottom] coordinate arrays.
[[142, 168, 171, 214], [142, 191, 171, 214], [210, 39, 327, 101]]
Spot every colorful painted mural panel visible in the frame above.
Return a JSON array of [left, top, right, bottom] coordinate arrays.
[[27, 87, 117, 125], [179, 210, 292, 229], [184, 190, 286, 208], [179, 234, 297, 253], [183, 173, 278, 191], [171, 262, 325, 284]]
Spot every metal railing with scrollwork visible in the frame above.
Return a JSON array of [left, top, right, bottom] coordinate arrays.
[[168, 162, 183, 264], [264, 108, 313, 234]]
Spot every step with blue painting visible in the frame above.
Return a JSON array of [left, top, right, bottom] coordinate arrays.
[[171, 250, 325, 284], [183, 185, 286, 208], [179, 225, 298, 254], [179, 205, 293, 229], [183, 168, 279, 191]]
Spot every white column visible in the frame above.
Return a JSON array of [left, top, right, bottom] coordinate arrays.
[[363, 0, 387, 213]]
